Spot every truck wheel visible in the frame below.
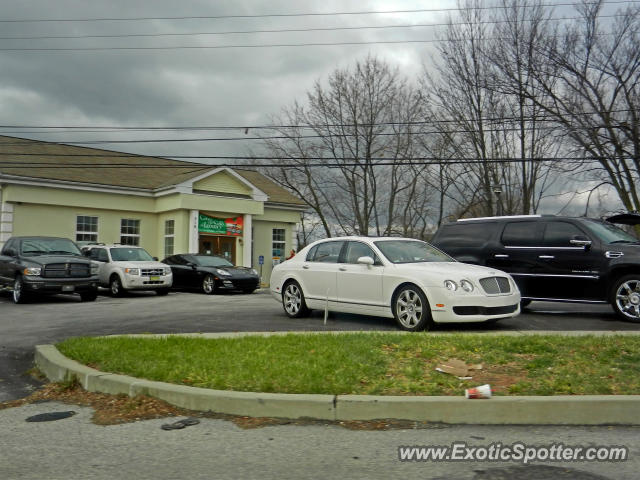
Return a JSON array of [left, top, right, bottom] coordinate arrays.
[[611, 275, 640, 322], [12, 275, 29, 304], [80, 290, 98, 302], [110, 275, 125, 297]]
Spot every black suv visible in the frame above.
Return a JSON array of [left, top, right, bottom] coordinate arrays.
[[431, 215, 640, 321], [0, 236, 99, 304]]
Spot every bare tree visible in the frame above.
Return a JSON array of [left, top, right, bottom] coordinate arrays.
[[421, 0, 557, 218], [527, 0, 640, 219], [258, 56, 430, 238]]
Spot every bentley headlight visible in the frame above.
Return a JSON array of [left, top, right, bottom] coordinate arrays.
[[444, 280, 458, 291], [460, 279, 474, 292]]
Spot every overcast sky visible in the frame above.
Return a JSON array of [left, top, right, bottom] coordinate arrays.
[[0, 0, 628, 215], [0, 0, 449, 159]]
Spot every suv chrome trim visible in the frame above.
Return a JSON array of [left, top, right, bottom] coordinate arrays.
[[458, 215, 541, 222], [504, 246, 586, 250], [605, 251, 624, 258], [511, 273, 599, 279], [522, 297, 608, 304]]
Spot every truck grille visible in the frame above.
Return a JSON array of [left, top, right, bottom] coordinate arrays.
[[43, 263, 91, 278], [141, 268, 165, 276], [479, 276, 511, 294]]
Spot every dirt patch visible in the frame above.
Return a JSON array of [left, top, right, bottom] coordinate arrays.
[[465, 362, 530, 394], [0, 382, 451, 431]]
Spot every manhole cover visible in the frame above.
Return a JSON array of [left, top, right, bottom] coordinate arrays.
[[25, 411, 76, 422]]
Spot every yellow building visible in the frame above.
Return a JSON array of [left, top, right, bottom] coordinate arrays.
[[0, 136, 305, 284]]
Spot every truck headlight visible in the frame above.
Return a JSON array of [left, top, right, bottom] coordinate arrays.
[[23, 267, 41, 276], [90, 263, 99, 275]]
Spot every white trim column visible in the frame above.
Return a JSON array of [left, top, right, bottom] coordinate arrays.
[[243, 214, 252, 267], [292, 222, 299, 251], [188, 210, 199, 253], [0, 200, 14, 249]]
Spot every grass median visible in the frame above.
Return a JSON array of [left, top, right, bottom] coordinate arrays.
[[56, 333, 640, 396]]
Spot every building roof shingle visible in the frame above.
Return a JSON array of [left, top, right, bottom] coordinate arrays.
[[0, 136, 305, 206]]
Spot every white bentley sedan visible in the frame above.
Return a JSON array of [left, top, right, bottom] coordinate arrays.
[[270, 236, 521, 331]]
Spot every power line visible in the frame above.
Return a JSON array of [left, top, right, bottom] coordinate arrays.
[[0, 156, 611, 164], [0, 108, 634, 132], [0, 14, 625, 41], [0, 32, 626, 52], [0, 39, 489, 52], [0, 124, 589, 145], [0, 1, 635, 23]]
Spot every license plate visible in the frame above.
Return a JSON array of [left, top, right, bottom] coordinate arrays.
[[149, 276, 160, 281], [62, 285, 75, 292]]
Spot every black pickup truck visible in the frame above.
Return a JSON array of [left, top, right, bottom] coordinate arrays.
[[0, 236, 99, 304]]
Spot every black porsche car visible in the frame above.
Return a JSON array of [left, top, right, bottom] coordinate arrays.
[[162, 254, 260, 294]]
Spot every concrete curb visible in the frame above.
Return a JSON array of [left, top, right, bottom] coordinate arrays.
[[35, 331, 640, 425]]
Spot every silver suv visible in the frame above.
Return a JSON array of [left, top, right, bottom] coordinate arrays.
[[82, 244, 172, 296]]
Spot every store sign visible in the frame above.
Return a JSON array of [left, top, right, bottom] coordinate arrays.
[[198, 214, 243, 236]]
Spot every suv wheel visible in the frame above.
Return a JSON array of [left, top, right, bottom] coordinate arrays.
[[110, 275, 125, 297], [12, 275, 29, 304], [393, 285, 433, 332], [611, 275, 640, 322]]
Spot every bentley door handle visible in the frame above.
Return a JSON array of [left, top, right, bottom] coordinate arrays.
[[302, 265, 310, 269], [494, 254, 509, 258], [339, 267, 347, 271], [538, 255, 555, 259]]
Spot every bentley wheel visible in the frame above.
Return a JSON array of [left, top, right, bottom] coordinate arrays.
[[393, 285, 433, 332], [282, 280, 310, 318]]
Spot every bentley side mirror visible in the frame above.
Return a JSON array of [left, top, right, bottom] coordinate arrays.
[[357, 256, 375, 267]]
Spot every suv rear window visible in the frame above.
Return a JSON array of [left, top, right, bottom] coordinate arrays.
[[501, 221, 540, 246], [436, 223, 495, 246]]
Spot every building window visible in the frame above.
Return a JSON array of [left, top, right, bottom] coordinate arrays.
[[272, 228, 286, 258], [164, 219, 175, 258], [76, 216, 98, 243], [120, 219, 140, 246]]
